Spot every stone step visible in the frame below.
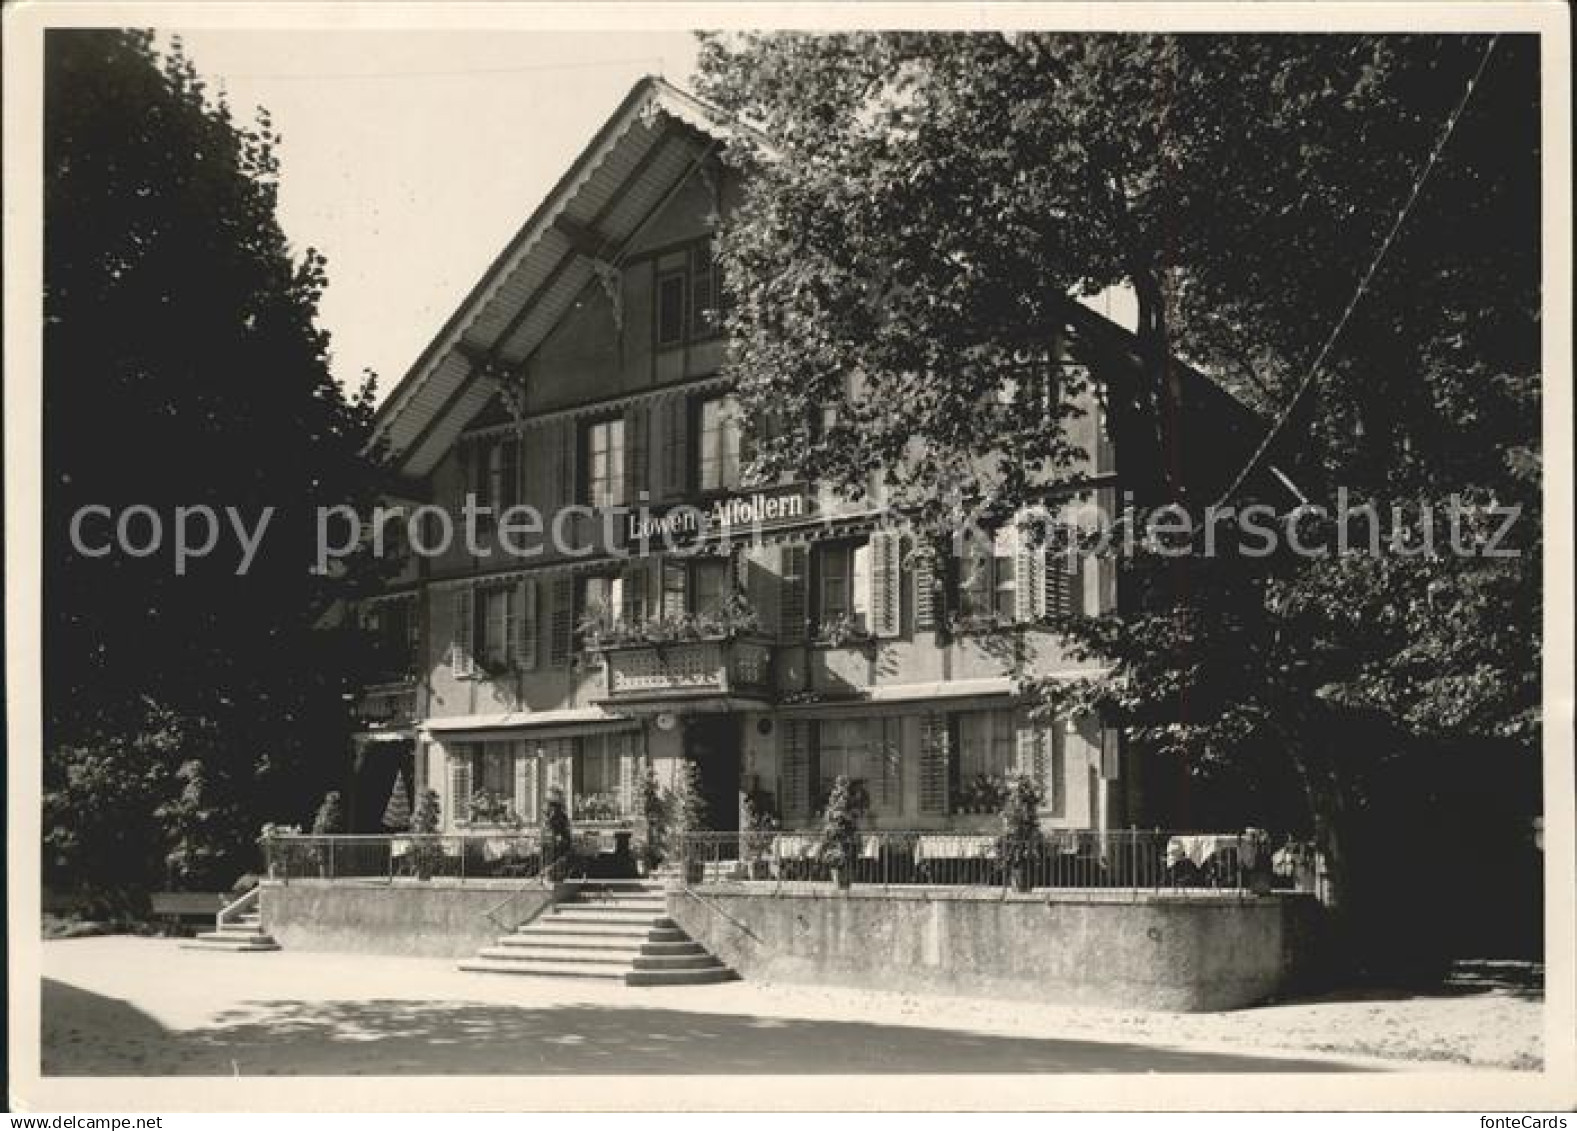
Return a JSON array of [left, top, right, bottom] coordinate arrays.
[[550, 910, 667, 925], [181, 936, 280, 952], [564, 880, 663, 895], [495, 935, 644, 955], [569, 898, 667, 912], [632, 953, 725, 971], [639, 940, 707, 956], [459, 958, 627, 980], [218, 922, 264, 934], [518, 922, 654, 940], [645, 927, 688, 944], [477, 946, 634, 966], [625, 966, 738, 987]]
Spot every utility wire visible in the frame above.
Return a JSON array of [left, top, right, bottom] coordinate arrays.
[[1211, 34, 1500, 510]]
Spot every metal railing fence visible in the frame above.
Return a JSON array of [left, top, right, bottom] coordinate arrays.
[[260, 832, 557, 884], [666, 829, 1305, 894]]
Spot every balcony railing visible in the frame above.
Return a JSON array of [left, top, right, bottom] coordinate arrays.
[[592, 633, 774, 704], [356, 681, 417, 728]]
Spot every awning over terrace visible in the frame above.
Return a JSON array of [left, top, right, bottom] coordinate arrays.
[[421, 707, 638, 743]]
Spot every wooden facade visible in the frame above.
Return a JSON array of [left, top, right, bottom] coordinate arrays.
[[361, 78, 1145, 840]]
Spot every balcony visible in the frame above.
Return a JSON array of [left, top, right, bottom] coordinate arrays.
[[356, 680, 418, 730], [590, 634, 775, 706]]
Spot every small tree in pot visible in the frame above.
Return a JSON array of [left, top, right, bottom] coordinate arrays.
[[408, 789, 445, 880], [817, 775, 866, 890], [541, 787, 574, 881], [309, 790, 345, 877], [637, 765, 669, 876], [995, 773, 1046, 893], [670, 760, 709, 884], [741, 788, 780, 880]]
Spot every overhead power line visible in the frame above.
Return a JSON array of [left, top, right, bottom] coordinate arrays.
[[1211, 34, 1501, 510]]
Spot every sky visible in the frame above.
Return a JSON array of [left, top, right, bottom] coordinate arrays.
[[162, 29, 703, 405]]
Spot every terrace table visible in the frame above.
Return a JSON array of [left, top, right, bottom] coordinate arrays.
[[911, 834, 997, 863], [1165, 834, 1262, 869], [772, 834, 882, 861]]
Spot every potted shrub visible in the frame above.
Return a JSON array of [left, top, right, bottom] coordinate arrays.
[[994, 773, 1046, 893], [817, 775, 866, 890], [741, 789, 780, 880], [541, 788, 574, 881], [637, 766, 668, 876], [671, 760, 709, 885], [309, 790, 345, 877], [408, 789, 445, 880]]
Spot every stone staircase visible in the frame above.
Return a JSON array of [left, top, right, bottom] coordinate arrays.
[[458, 880, 736, 986], [180, 906, 281, 952]]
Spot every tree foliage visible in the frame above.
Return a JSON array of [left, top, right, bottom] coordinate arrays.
[[698, 32, 1541, 964], [43, 30, 387, 896]]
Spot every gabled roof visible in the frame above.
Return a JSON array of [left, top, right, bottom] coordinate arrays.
[[373, 77, 748, 477]]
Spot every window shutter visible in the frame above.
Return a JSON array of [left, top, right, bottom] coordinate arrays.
[[513, 744, 536, 823], [661, 396, 689, 500], [1015, 714, 1051, 810], [548, 574, 573, 667], [918, 713, 951, 815], [868, 529, 902, 638], [1100, 725, 1121, 782], [451, 588, 475, 677], [778, 545, 808, 642], [548, 739, 575, 801], [747, 551, 779, 635], [779, 719, 810, 824], [1013, 524, 1039, 623], [623, 402, 648, 509], [448, 747, 473, 828], [516, 577, 538, 672], [617, 734, 638, 818], [554, 418, 577, 508], [1071, 551, 1089, 616], [912, 540, 939, 631]]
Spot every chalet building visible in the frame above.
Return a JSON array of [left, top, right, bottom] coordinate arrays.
[[354, 78, 1272, 844]]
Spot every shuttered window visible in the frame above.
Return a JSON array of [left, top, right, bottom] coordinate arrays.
[[815, 717, 903, 816], [583, 417, 626, 509], [479, 585, 518, 670], [696, 394, 742, 492]]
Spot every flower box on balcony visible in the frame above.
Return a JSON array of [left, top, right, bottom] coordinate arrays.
[[590, 632, 775, 704]]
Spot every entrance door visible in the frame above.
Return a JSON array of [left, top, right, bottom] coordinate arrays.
[[682, 715, 741, 833]]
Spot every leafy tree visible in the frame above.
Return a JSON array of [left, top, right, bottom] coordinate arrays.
[[698, 32, 1540, 969], [43, 30, 387, 899]]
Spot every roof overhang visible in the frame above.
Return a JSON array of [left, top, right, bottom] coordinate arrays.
[[372, 77, 752, 480]]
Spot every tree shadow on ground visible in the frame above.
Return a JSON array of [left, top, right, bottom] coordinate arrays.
[[44, 983, 1374, 1076], [1281, 959, 1546, 1007]]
